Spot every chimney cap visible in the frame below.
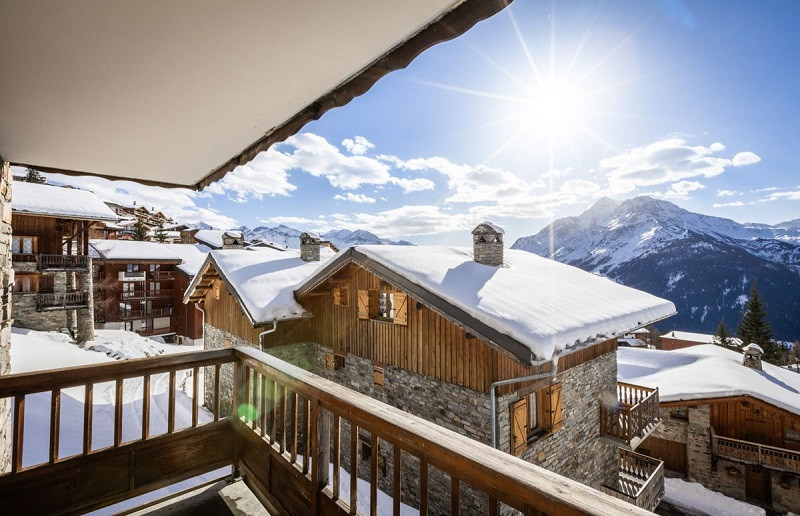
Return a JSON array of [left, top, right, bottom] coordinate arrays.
[[472, 221, 505, 235], [301, 231, 321, 241], [743, 343, 764, 354]]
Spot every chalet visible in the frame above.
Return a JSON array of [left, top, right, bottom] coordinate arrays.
[[619, 344, 800, 513], [185, 223, 677, 512], [90, 240, 207, 343], [661, 330, 743, 351], [1, 2, 672, 514], [10, 182, 118, 343]]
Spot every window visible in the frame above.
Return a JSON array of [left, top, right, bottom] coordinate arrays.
[[12, 274, 37, 293], [333, 286, 349, 306], [11, 236, 37, 255], [357, 289, 407, 326], [127, 264, 139, 273], [785, 427, 800, 443], [509, 383, 563, 456], [670, 408, 688, 421], [149, 264, 159, 272], [214, 285, 220, 300]]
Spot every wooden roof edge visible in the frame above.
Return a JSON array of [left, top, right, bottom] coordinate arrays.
[[182, 256, 216, 305], [660, 394, 800, 419], [193, 0, 512, 191], [295, 248, 535, 366]]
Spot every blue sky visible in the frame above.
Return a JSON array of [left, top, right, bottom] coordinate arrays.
[[38, 0, 800, 245]]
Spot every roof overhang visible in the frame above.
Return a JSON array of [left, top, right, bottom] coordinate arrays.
[[0, 0, 512, 189], [12, 210, 118, 223]]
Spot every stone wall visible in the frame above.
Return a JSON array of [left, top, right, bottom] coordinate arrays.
[[653, 405, 800, 513], [11, 263, 69, 332], [0, 162, 12, 473]]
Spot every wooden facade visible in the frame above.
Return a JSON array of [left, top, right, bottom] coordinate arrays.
[[12, 214, 94, 257]]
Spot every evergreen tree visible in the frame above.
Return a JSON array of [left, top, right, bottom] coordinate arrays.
[[132, 220, 149, 241], [154, 223, 168, 243], [713, 320, 733, 348], [24, 167, 47, 184], [737, 280, 782, 364], [789, 341, 800, 373]]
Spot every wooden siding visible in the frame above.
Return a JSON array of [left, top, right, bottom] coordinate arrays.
[[201, 278, 314, 347], [663, 396, 800, 451], [299, 265, 610, 393], [12, 214, 62, 254]]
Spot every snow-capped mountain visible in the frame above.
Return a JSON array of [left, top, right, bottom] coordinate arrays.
[[511, 196, 800, 340], [194, 224, 414, 250]]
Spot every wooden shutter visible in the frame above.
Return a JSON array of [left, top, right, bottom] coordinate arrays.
[[510, 397, 529, 456], [393, 292, 408, 326], [543, 383, 563, 433], [368, 289, 380, 318], [357, 289, 369, 319]]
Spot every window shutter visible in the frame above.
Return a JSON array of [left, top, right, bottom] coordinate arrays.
[[368, 289, 380, 318], [510, 397, 529, 456], [544, 383, 563, 433], [393, 292, 408, 326], [357, 289, 369, 319]]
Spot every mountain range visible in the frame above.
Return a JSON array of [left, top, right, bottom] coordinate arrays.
[[511, 196, 800, 340]]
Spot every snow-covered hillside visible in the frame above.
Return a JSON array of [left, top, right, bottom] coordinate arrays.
[[200, 223, 414, 249], [511, 196, 800, 339]]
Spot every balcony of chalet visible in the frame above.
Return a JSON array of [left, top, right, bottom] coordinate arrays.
[[601, 449, 665, 512], [711, 427, 800, 474], [121, 289, 175, 300], [601, 382, 662, 450], [11, 253, 91, 271], [36, 291, 89, 311], [120, 307, 174, 320], [0, 347, 654, 516]]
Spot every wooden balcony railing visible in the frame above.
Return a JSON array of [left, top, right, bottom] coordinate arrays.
[[711, 428, 800, 473], [601, 449, 664, 512], [121, 289, 174, 300], [0, 348, 652, 516], [37, 291, 89, 310], [150, 271, 176, 281], [121, 307, 173, 320], [137, 327, 174, 337], [37, 254, 91, 270], [600, 382, 660, 449]]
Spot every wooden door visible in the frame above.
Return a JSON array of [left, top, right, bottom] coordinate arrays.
[[745, 405, 769, 444], [745, 465, 771, 504], [640, 436, 687, 475], [510, 398, 529, 456]]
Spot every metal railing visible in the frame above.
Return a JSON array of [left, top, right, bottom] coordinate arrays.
[[712, 428, 800, 473], [600, 382, 660, 447], [37, 254, 91, 270], [0, 347, 653, 516], [36, 291, 88, 310], [601, 449, 665, 511]]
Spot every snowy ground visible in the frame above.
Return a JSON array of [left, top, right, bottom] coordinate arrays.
[[9, 328, 227, 515], [663, 478, 765, 516]]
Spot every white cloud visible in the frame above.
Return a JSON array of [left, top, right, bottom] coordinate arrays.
[[732, 151, 761, 167], [717, 189, 740, 197], [286, 133, 391, 189], [333, 193, 376, 204], [751, 186, 778, 193], [600, 138, 759, 194], [760, 188, 800, 202], [712, 201, 745, 208], [560, 179, 600, 195], [342, 136, 375, 156], [342, 205, 475, 238], [654, 180, 706, 200], [39, 171, 236, 229], [203, 148, 296, 202], [388, 176, 436, 193]]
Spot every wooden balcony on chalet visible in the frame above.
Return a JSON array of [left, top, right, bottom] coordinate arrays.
[[12, 253, 91, 271], [121, 289, 174, 300], [600, 382, 661, 449], [150, 270, 177, 281], [601, 449, 665, 512], [121, 307, 173, 320], [0, 348, 653, 516], [36, 291, 89, 311], [711, 427, 800, 474]]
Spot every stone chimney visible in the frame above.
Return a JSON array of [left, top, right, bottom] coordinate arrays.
[[300, 232, 321, 262], [180, 228, 198, 244], [472, 222, 504, 266], [742, 343, 763, 370], [221, 230, 244, 250]]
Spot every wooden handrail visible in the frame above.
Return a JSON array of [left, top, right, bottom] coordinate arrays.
[[712, 432, 800, 473], [121, 289, 174, 299], [37, 254, 90, 269], [601, 383, 659, 444]]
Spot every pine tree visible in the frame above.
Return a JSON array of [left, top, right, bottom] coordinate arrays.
[[737, 280, 782, 364], [789, 341, 800, 373], [132, 220, 149, 241], [24, 167, 47, 184], [713, 320, 733, 348], [154, 223, 168, 243]]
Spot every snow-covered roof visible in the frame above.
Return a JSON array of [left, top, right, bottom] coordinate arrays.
[[618, 338, 647, 347], [90, 240, 209, 276], [618, 345, 800, 417], [662, 330, 743, 346], [630, 328, 650, 335], [164, 243, 211, 276], [13, 182, 118, 221], [297, 246, 676, 362], [194, 229, 249, 249], [473, 221, 504, 234], [186, 247, 335, 325]]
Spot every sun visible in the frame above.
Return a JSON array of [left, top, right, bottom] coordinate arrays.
[[523, 83, 584, 132]]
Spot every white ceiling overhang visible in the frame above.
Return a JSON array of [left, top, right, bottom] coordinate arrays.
[[0, 0, 511, 189]]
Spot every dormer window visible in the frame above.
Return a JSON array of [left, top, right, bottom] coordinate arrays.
[[357, 288, 408, 326]]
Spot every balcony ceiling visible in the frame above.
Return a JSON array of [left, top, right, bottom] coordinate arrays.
[[0, 0, 508, 189]]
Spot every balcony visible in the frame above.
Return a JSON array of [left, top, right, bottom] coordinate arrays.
[[601, 449, 665, 512], [118, 270, 146, 281], [600, 382, 661, 449], [150, 270, 176, 281], [711, 428, 800, 474], [38, 254, 91, 271], [121, 307, 173, 320], [36, 291, 89, 311], [121, 289, 174, 300], [0, 348, 652, 516]]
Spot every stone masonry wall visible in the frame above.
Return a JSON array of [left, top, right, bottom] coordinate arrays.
[[11, 262, 69, 331], [0, 162, 12, 473]]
